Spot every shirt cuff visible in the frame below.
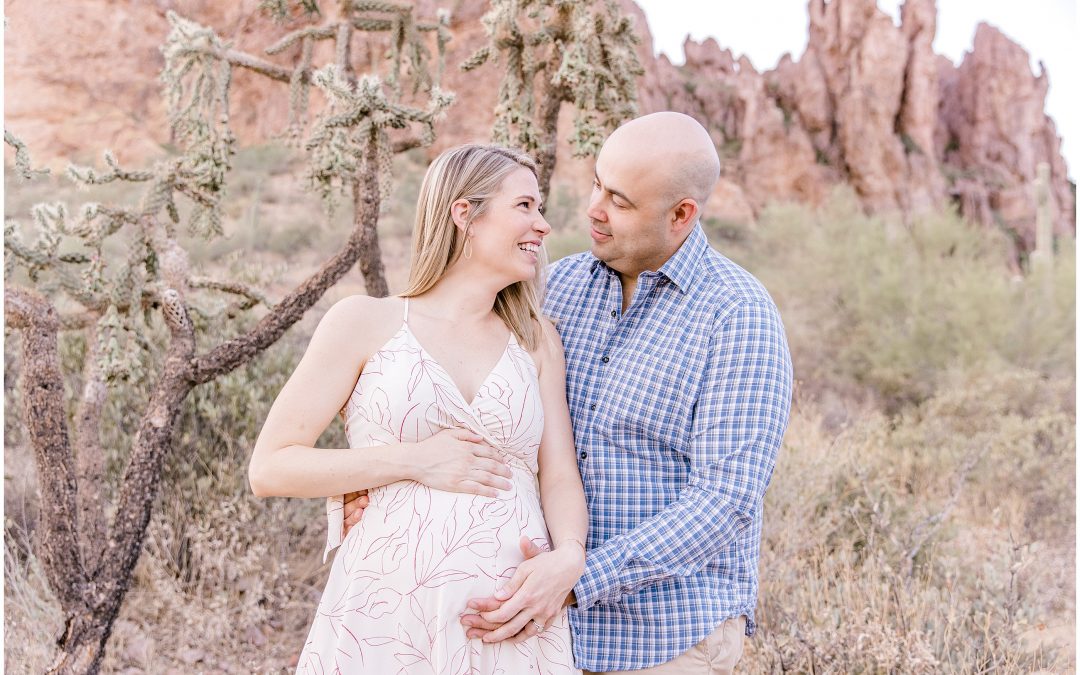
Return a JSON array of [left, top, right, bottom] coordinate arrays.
[[324, 494, 343, 563], [572, 539, 625, 610]]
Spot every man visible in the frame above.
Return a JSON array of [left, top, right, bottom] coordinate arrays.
[[345, 112, 793, 674]]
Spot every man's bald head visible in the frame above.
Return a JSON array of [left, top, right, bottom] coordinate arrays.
[[587, 112, 721, 279], [603, 112, 720, 207]]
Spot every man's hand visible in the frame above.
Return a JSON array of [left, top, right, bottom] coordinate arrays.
[[460, 536, 582, 643], [341, 490, 369, 539]]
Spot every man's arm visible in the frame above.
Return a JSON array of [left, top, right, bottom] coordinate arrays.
[[573, 299, 793, 610]]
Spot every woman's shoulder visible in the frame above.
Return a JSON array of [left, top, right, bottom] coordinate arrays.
[[527, 315, 565, 375], [322, 294, 404, 323], [312, 295, 407, 361]]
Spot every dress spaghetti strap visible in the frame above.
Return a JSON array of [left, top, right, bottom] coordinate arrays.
[[402, 297, 410, 324]]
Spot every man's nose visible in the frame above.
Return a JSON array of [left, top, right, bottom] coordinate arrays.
[[586, 193, 605, 222]]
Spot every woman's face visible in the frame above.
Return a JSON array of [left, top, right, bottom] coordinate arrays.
[[467, 167, 551, 284]]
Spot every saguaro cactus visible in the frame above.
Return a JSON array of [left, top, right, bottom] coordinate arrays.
[[1031, 162, 1054, 272]]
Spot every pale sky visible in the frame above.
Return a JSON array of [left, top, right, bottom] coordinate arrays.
[[633, 0, 1078, 181]]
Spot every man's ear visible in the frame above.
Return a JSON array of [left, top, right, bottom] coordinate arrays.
[[670, 198, 700, 234], [451, 199, 471, 232]]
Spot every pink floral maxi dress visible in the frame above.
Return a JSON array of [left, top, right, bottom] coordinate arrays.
[[297, 300, 580, 674]]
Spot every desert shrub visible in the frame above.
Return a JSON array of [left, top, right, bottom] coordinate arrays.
[[540, 183, 593, 267], [748, 367, 1074, 673], [729, 188, 1075, 412], [5, 297, 343, 670], [4, 523, 64, 672], [377, 148, 430, 240], [110, 319, 343, 670]]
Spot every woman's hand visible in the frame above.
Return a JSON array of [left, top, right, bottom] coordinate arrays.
[[461, 536, 585, 643], [409, 428, 513, 497]]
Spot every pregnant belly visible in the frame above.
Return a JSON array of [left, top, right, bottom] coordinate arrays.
[[336, 477, 549, 597]]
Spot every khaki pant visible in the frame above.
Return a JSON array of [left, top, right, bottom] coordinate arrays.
[[584, 616, 746, 675]]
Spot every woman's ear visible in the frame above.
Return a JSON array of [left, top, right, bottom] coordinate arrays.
[[450, 199, 471, 232]]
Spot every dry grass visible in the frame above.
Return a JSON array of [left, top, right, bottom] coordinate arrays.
[[745, 370, 1074, 673], [4, 149, 1074, 672]]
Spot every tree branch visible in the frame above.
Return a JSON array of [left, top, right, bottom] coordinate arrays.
[[4, 286, 89, 615], [190, 46, 298, 83], [353, 137, 389, 297], [189, 276, 271, 309], [188, 201, 375, 383], [59, 311, 102, 331], [265, 25, 339, 56], [74, 325, 109, 574], [902, 446, 988, 577], [535, 79, 569, 203], [391, 134, 424, 153], [93, 288, 196, 650]]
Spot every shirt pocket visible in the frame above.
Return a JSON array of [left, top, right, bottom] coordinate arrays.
[[605, 340, 688, 453]]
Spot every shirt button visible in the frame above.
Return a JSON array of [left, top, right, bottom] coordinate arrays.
[[580, 451, 588, 459], [610, 309, 617, 318], [589, 403, 596, 411], [601, 356, 609, 363]]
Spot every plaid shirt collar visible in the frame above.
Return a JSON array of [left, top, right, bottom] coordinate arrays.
[[587, 222, 709, 294]]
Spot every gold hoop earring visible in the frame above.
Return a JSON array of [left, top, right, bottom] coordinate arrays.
[[462, 233, 473, 260]]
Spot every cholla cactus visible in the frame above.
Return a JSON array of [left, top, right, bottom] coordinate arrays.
[[4, 128, 50, 180], [157, 2, 453, 289], [159, 12, 237, 238], [2, 2, 454, 671], [256, 2, 454, 214], [306, 67, 454, 208], [464, 0, 642, 200]]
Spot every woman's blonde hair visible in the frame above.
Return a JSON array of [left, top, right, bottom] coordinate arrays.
[[401, 144, 547, 351]]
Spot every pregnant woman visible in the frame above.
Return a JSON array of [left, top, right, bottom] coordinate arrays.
[[249, 144, 586, 674]]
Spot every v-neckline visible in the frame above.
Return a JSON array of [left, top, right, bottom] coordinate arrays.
[[403, 323, 514, 409]]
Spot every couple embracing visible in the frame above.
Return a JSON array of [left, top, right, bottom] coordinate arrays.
[[249, 112, 793, 675]]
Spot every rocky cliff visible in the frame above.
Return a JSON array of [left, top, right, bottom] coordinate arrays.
[[5, 0, 1073, 248]]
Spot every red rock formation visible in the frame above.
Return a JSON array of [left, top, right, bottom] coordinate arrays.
[[4, 0, 1073, 243], [810, 0, 912, 212], [633, 37, 829, 225], [899, 0, 946, 213], [632, 0, 1073, 241], [939, 23, 1074, 248]]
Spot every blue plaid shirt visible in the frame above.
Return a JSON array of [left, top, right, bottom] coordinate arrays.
[[543, 224, 793, 672]]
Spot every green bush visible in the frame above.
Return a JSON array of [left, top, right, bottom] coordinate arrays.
[[727, 188, 1075, 412]]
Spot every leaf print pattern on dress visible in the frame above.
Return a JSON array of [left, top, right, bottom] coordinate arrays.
[[300, 311, 580, 674]]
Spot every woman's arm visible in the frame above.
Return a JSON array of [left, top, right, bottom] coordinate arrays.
[[535, 318, 588, 561], [464, 319, 588, 642], [248, 295, 512, 499]]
